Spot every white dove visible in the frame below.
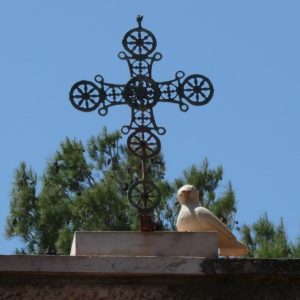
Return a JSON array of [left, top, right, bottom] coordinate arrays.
[[176, 184, 248, 257]]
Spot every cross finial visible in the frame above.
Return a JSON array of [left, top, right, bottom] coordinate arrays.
[[136, 15, 143, 28], [69, 17, 214, 231]]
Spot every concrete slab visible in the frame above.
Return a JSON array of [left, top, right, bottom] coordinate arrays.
[[70, 231, 218, 257], [0, 255, 206, 275], [1, 255, 299, 276], [1, 256, 299, 300]]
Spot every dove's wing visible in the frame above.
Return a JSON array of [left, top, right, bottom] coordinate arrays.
[[194, 207, 235, 239], [195, 207, 248, 256]]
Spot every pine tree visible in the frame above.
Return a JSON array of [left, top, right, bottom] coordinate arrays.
[[6, 129, 240, 254], [239, 213, 294, 258], [292, 238, 300, 257], [6, 162, 38, 253], [6, 128, 143, 254]]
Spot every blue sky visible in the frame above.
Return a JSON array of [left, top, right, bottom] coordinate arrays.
[[0, 0, 300, 253]]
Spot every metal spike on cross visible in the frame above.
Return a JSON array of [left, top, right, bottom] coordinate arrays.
[[69, 16, 214, 231]]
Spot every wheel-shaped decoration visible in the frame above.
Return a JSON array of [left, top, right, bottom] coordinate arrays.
[[69, 80, 103, 112], [181, 74, 214, 106], [124, 76, 159, 110], [128, 180, 161, 212], [122, 27, 157, 58], [127, 128, 160, 159]]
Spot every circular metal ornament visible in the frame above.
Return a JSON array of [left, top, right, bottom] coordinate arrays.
[[181, 74, 214, 106], [69, 80, 102, 112], [128, 180, 161, 212], [123, 27, 157, 58], [127, 128, 160, 159], [124, 76, 159, 110]]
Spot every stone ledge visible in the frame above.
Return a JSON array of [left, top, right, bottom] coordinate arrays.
[[1, 256, 300, 300], [0, 255, 204, 276], [0, 255, 300, 277]]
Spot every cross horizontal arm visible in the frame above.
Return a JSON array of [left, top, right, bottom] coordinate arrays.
[[69, 77, 128, 116], [98, 82, 126, 116], [158, 77, 183, 108], [157, 72, 214, 112]]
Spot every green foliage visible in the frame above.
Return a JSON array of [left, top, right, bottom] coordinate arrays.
[[6, 162, 38, 253], [239, 213, 296, 258], [6, 128, 139, 254], [154, 180, 176, 230], [292, 237, 300, 257], [6, 128, 238, 255], [8, 128, 299, 258]]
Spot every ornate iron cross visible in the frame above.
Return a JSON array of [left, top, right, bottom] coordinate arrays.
[[69, 16, 214, 230]]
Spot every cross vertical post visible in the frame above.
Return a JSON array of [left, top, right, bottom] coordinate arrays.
[[69, 16, 214, 231]]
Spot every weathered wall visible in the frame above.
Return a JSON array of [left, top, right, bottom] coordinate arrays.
[[0, 256, 299, 300]]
